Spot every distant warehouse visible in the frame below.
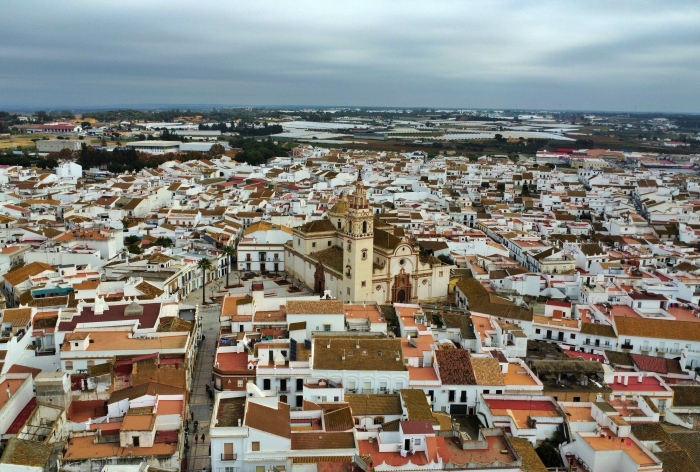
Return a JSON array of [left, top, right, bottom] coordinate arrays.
[[124, 141, 182, 155], [36, 139, 82, 153]]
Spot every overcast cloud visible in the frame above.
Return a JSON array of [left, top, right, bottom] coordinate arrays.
[[1, 0, 699, 112]]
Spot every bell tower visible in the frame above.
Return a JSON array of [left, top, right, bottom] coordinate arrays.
[[340, 175, 374, 301]]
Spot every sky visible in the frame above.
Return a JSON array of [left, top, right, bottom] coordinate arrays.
[[1, 1, 700, 112]]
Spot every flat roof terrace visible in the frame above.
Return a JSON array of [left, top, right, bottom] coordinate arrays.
[[579, 430, 658, 467]]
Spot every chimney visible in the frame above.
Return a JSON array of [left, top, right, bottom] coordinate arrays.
[[638, 374, 643, 383], [623, 376, 629, 386]]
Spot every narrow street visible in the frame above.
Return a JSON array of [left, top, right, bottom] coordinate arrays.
[[186, 303, 220, 472]]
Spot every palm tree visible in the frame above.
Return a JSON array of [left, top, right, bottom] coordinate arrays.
[[197, 258, 213, 305], [221, 245, 236, 287]]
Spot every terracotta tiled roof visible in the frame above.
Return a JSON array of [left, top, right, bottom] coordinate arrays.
[[1, 308, 32, 327], [580, 323, 616, 338], [614, 316, 700, 342], [323, 407, 354, 432], [400, 389, 438, 425], [629, 353, 681, 375], [156, 317, 193, 333], [2, 262, 54, 287], [0, 438, 53, 468], [287, 299, 344, 315], [373, 228, 402, 250], [455, 277, 533, 322], [345, 394, 402, 416], [510, 437, 548, 472], [291, 432, 355, 450], [312, 338, 405, 372], [309, 246, 344, 274], [245, 401, 291, 438], [435, 349, 476, 385], [107, 382, 185, 405], [470, 357, 505, 386], [671, 386, 700, 407], [135, 281, 165, 299], [297, 218, 336, 234]]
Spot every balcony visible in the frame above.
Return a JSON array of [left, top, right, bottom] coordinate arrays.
[[669, 348, 683, 354], [621, 343, 633, 351], [221, 453, 237, 461], [657, 346, 668, 353]]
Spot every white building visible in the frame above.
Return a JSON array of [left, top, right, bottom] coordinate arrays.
[[124, 141, 181, 155], [237, 222, 293, 273]]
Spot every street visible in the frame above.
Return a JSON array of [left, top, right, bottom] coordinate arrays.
[[185, 303, 220, 472]]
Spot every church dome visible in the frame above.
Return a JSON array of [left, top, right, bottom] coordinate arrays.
[[328, 194, 349, 216], [124, 301, 144, 317]]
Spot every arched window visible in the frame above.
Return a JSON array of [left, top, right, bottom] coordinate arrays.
[[337, 220, 341, 229], [361, 249, 368, 260], [362, 221, 367, 233]]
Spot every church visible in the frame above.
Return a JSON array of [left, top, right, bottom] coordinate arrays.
[[284, 178, 450, 303]]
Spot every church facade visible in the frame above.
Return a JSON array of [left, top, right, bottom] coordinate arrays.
[[284, 180, 450, 303]]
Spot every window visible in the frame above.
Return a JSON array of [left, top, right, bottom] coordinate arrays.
[[347, 287, 350, 295], [223, 443, 235, 461], [65, 361, 73, 370], [535, 328, 541, 334], [484, 389, 490, 394], [225, 468, 235, 472], [338, 221, 342, 229], [237, 380, 244, 387], [362, 249, 367, 260], [496, 390, 502, 394], [570, 333, 576, 339], [354, 417, 360, 425], [252, 442, 260, 451], [380, 381, 388, 392], [328, 241, 332, 246], [573, 396, 581, 403], [374, 416, 384, 425], [395, 381, 403, 390], [448, 390, 455, 402], [414, 438, 422, 446], [297, 238, 300, 246], [361, 281, 366, 287], [312, 242, 316, 248], [87, 360, 95, 367], [439, 271, 444, 277], [323, 324, 331, 332], [133, 436, 140, 447]]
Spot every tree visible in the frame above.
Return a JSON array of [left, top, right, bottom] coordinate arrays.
[[221, 245, 237, 287], [437, 254, 453, 265], [208, 143, 225, 158], [535, 441, 561, 468], [81, 121, 91, 129], [154, 236, 173, 248], [122, 218, 131, 231], [197, 258, 213, 305]]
